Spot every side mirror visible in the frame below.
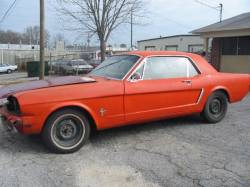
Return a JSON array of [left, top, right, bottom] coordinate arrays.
[[130, 72, 142, 81]]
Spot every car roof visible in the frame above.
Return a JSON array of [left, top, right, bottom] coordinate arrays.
[[127, 51, 200, 58]]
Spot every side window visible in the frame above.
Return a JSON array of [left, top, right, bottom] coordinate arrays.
[[143, 57, 199, 80], [188, 61, 199, 77]]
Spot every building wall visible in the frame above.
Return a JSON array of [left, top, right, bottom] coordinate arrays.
[[199, 29, 250, 39], [220, 55, 250, 73], [210, 38, 221, 70], [218, 36, 250, 73], [0, 44, 40, 50], [138, 36, 204, 52], [0, 49, 81, 66]]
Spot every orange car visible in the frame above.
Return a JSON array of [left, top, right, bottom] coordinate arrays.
[[0, 51, 250, 153]]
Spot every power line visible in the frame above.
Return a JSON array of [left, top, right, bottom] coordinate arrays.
[[164, 17, 193, 29], [152, 11, 193, 30], [0, 0, 18, 24], [194, 0, 223, 22], [194, 0, 219, 10]]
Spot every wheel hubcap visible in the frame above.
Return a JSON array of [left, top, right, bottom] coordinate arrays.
[[51, 114, 85, 149], [209, 98, 222, 115], [59, 120, 77, 139]]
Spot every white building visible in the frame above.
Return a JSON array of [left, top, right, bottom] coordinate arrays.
[[137, 34, 204, 53], [0, 43, 40, 50]]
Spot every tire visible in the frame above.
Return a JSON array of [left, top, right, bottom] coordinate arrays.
[[7, 69, 12, 74], [42, 109, 90, 153], [202, 91, 228, 123]]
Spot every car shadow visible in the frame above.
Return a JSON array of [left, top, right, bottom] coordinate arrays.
[[89, 114, 205, 144], [0, 114, 206, 154]]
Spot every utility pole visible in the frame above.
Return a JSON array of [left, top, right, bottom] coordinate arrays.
[[39, 0, 45, 80], [1, 49, 3, 65], [219, 3, 223, 22], [195, 1, 223, 22], [130, 8, 133, 50], [87, 33, 90, 50]]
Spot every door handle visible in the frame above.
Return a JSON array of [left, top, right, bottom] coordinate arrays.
[[182, 80, 192, 84]]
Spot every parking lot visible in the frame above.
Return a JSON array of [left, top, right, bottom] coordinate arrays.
[[0, 72, 37, 86], [0, 83, 249, 187]]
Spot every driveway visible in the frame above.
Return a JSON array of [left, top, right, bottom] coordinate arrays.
[[0, 95, 250, 187]]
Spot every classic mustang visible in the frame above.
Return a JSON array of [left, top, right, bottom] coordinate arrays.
[[0, 51, 249, 153]]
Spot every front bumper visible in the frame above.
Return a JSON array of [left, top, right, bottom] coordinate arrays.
[[0, 107, 23, 133]]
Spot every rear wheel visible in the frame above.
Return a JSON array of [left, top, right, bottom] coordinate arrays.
[[42, 109, 90, 153], [202, 91, 228, 123], [7, 69, 12, 74]]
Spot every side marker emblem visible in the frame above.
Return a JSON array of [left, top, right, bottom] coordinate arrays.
[[100, 108, 107, 117]]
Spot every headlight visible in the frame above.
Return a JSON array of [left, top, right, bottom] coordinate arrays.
[[6, 96, 20, 114], [0, 98, 9, 107]]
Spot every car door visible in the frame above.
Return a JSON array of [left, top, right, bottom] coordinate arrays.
[[124, 56, 202, 123], [0, 64, 7, 73]]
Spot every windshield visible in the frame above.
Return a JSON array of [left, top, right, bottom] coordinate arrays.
[[90, 55, 140, 80]]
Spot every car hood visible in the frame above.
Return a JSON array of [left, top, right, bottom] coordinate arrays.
[[0, 76, 96, 99]]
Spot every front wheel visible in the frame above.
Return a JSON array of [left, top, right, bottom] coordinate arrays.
[[201, 91, 228, 123], [42, 109, 90, 153]]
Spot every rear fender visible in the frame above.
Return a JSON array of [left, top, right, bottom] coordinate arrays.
[[209, 86, 232, 102]]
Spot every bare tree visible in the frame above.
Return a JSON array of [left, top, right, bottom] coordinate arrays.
[[51, 33, 66, 48], [54, 33, 65, 42], [0, 27, 50, 47], [57, 0, 143, 61], [0, 30, 22, 44], [23, 26, 50, 47]]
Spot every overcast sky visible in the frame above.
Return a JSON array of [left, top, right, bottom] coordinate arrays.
[[0, 0, 250, 46]]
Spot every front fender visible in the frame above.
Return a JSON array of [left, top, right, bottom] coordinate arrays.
[[42, 101, 100, 130], [19, 101, 101, 134]]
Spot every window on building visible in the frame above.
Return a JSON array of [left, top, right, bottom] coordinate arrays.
[[238, 36, 250, 55], [165, 45, 178, 51], [221, 37, 237, 55], [145, 46, 156, 51], [143, 56, 199, 80], [188, 45, 204, 53], [221, 36, 250, 55]]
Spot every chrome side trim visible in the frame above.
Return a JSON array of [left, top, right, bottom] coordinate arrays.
[[127, 55, 202, 82], [127, 58, 145, 82], [122, 54, 143, 81], [142, 55, 202, 74], [196, 89, 204, 104]]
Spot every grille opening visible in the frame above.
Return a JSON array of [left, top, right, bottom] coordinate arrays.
[[7, 96, 20, 115]]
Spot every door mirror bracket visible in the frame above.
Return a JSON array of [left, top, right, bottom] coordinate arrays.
[[130, 72, 142, 82]]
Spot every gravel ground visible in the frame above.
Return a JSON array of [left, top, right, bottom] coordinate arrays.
[[0, 95, 250, 187]]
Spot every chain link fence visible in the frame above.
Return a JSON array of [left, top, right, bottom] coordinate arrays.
[[0, 49, 100, 77]]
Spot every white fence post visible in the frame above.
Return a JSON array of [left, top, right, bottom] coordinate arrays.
[[1, 49, 3, 65]]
